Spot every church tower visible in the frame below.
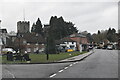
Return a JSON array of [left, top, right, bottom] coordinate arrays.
[[17, 21, 30, 33], [17, 9, 30, 34]]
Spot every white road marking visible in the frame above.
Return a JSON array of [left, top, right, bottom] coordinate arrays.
[[64, 67, 68, 69], [6, 70, 15, 78], [76, 62, 78, 63], [50, 62, 78, 78], [69, 64, 73, 67], [73, 62, 76, 64], [58, 70, 64, 73], [50, 74, 56, 78]]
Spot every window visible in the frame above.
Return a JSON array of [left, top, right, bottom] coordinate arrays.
[[27, 48, 31, 52], [23, 40, 26, 44], [42, 44, 44, 45], [36, 43, 38, 45]]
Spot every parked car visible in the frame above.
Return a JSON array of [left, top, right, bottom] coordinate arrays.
[[102, 45, 107, 49], [1, 48, 16, 54], [67, 48, 74, 52], [107, 45, 113, 50], [88, 45, 93, 50]]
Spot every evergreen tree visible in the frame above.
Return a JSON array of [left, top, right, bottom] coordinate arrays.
[[98, 30, 101, 34], [48, 16, 78, 40], [35, 18, 43, 34], [111, 28, 116, 34], [31, 18, 43, 35], [65, 22, 78, 35], [31, 23, 36, 32], [107, 28, 117, 42], [86, 33, 93, 43], [46, 16, 78, 54]]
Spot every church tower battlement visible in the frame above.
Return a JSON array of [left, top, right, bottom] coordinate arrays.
[[17, 21, 30, 33]]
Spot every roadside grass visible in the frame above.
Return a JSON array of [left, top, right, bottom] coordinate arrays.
[[2, 51, 87, 64]]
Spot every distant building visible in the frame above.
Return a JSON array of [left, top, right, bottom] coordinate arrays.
[[56, 37, 77, 52], [14, 33, 45, 53], [69, 33, 88, 51], [7, 33, 17, 48], [56, 33, 89, 52], [17, 21, 30, 33], [0, 28, 16, 48], [0, 29, 8, 47]]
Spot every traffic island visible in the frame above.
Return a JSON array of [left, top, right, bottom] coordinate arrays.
[[1, 51, 93, 64]]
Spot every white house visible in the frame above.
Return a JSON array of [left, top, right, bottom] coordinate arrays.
[[56, 37, 77, 51]]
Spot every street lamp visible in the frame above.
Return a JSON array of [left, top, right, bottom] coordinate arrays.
[[17, 32, 21, 54], [45, 30, 49, 60], [79, 35, 82, 53]]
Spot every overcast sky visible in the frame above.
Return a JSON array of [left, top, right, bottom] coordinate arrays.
[[0, 0, 119, 34]]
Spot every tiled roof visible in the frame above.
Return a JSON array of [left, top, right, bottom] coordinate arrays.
[[22, 33, 45, 44], [56, 37, 75, 44], [70, 33, 86, 38]]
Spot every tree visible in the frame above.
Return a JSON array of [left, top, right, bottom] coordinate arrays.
[[31, 18, 43, 35], [46, 30, 56, 54], [46, 16, 78, 54], [92, 30, 108, 43], [65, 22, 78, 35], [31, 23, 36, 32], [48, 16, 78, 40], [112, 28, 116, 34], [86, 33, 93, 43], [107, 28, 117, 42], [98, 30, 101, 34]]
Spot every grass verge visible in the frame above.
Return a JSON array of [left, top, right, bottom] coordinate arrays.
[[2, 51, 87, 64]]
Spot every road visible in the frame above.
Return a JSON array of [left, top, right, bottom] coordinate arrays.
[[2, 49, 118, 78]]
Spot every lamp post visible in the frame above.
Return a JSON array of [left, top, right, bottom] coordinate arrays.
[[46, 30, 49, 60], [17, 32, 21, 54]]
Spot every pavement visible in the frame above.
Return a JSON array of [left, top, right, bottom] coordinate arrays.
[[58, 50, 93, 62]]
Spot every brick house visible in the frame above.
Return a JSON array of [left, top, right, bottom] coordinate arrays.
[[14, 33, 45, 53], [69, 33, 88, 51], [56, 33, 88, 52]]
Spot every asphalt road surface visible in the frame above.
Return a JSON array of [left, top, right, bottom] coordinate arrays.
[[2, 49, 118, 78]]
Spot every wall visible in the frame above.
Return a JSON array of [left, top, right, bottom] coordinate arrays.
[[17, 21, 30, 33]]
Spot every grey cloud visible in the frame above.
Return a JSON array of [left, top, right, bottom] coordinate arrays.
[[0, 1, 118, 34]]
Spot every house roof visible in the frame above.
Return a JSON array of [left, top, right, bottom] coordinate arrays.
[[70, 33, 86, 38], [1, 29, 7, 33], [56, 37, 75, 44], [22, 33, 45, 44]]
